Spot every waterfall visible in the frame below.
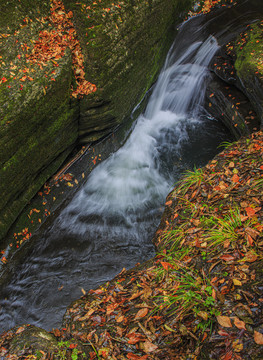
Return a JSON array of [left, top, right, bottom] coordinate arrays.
[[58, 36, 219, 237], [0, 23, 228, 332]]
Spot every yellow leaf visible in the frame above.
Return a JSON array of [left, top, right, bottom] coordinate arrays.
[[81, 288, 86, 295], [197, 311, 209, 321], [233, 279, 242, 286], [232, 339, 243, 352]]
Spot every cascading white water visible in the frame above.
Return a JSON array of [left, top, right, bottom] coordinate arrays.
[[58, 36, 219, 238], [0, 30, 227, 332]]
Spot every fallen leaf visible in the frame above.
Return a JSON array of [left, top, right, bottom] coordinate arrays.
[[81, 288, 86, 295], [216, 315, 232, 328], [79, 308, 95, 321], [115, 314, 124, 323], [134, 308, 148, 320], [220, 254, 235, 262], [232, 174, 239, 183], [245, 207, 259, 217], [246, 233, 254, 246], [142, 340, 158, 353], [160, 261, 174, 270], [129, 290, 144, 301], [15, 326, 25, 334], [254, 330, 263, 345], [233, 279, 242, 286], [234, 317, 246, 330], [242, 251, 258, 263], [197, 311, 209, 321], [232, 339, 243, 353], [222, 351, 233, 360], [127, 333, 145, 344]]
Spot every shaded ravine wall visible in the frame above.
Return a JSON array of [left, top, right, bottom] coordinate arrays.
[[0, 0, 193, 242]]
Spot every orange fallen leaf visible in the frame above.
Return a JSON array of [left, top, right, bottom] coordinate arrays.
[[115, 314, 124, 323], [246, 233, 254, 246], [220, 254, 235, 262], [254, 330, 263, 345], [127, 333, 145, 344], [142, 340, 158, 353], [134, 308, 148, 320], [81, 288, 86, 295], [232, 174, 239, 183], [234, 317, 246, 330], [20, 75, 27, 81], [160, 261, 174, 270], [242, 251, 258, 263], [216, 315, 232, 328]]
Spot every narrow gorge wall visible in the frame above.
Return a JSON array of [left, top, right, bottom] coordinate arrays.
[[0, 0, 194, 241]]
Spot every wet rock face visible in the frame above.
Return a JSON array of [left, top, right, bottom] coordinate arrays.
[[205, 21, 263, 139], [0, 0, 193, 242], [0, 0, 79, 241], [63, 0, 194, 144], [234, 21, 263, 127]]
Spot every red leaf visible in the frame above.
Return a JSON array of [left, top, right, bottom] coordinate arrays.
[[220, 254, 235, 262], [246, 233, 254, 246], [127, 333, 145, 344], [232, 174, 239, 183], [160, 261, 174, 270], [218, 329, 230, 337], [245, 207, 256, 217], [92, 156, 97, 165], [69, 344, 77, 349], [222, 351, 233, 360]]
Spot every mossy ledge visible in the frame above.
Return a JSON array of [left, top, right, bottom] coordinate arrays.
[[0, 0, 194, 242]]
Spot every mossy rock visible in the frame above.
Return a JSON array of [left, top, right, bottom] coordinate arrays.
[[0, 2, 79, 241], [0, 0, 194, 241], [9, 325, 59, 355], [63, 0, 194, 143], [234, 21, 263, 126]]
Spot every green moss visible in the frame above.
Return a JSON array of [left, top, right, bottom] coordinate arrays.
[[235, 22, 263, 78], [0, 5, 78, 240], [64, 0, 194, 142]]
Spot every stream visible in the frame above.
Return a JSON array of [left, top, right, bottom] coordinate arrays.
[[1, 1, 259, 333]]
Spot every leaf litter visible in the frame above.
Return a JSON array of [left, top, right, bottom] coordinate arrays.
[[2, 130, 263, 359]]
